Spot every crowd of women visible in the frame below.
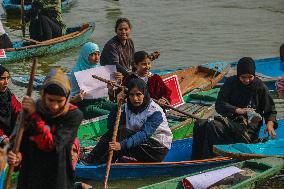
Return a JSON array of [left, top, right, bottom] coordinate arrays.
[[0, 0, 282, 188]]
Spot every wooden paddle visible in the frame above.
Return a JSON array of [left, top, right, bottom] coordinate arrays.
[[21, 0, 25, 37], [4, 58, 38, 189], [92, 75, 200, 120], [103, 90, 124, 189]]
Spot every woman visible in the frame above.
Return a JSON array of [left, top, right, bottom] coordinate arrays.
[[0, 20, 12, 49], [0, 65, 21, 147], [280, 44, 284, 62], [100, 17, 135, 76], [70, 42, 119, 119], [87, 78, 172, 164], [192, 57, 277, 160], [8, 68, 83, 189], [25, 0, 65, 41], [109, 51, 172, 105]]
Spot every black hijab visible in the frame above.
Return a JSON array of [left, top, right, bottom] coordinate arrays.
[[126, 78, 151, 114], [0, 65, 12, 128]]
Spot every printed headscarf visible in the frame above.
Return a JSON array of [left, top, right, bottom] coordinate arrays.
[[277, 76, 284, 100], [70, 42, 101, 97], [37, 68, 71, 118], [126, 78, 151, 114]]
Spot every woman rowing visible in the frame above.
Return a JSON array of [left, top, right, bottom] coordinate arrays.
[[8, 68, 83, 189], [85, 78, 173, 164], [100, 17, 135, 77], [70, 42, 121, 119], [108, 51, 172, 105]]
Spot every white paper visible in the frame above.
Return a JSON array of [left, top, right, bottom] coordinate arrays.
[[184, 166, 242, 189], [74, 65, 116, 99]]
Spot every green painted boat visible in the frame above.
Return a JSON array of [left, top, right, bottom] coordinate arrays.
[[0, 22, 95, 64], [138, 157, 284, 189]]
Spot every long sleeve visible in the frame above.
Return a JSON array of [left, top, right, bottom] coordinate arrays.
[[119, 111, 163, 150], [215, 79, 237, 117], [259, 85, 277, 124]]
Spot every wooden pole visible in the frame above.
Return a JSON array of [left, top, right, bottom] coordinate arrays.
[[91, 75, 200, 120], [103, 92, 124, 189], [21, 0, 25, 38], [4, 58, 37, 189]]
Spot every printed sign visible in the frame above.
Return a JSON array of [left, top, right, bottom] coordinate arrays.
[[163, 75, 184, 107]]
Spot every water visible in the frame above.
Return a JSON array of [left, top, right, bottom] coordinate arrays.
[[1, 0, 284, 188]]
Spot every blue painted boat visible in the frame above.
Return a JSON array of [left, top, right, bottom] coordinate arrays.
[[0, 22, 95, 64], [213, 119, 284, 160], [2, 0, 74, 14], [75, 138, 233, 181]]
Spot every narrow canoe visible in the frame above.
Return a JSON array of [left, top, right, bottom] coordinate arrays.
[[75, 137, 233, 181], [0, 22, 95, 64], [138, 157, 284, 189], [2, 0, 73, 14]]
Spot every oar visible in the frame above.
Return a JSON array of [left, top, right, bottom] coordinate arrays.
[[103, 90, 124, 189], [21, 0, 25, 37], [92, 75, 200, 120], [4, 58, 38, 189]]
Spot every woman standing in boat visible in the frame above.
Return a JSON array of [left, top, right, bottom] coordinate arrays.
[[86, 78, 172, 164], [25, 0, 65, 41], [8, 68, 83, 189], [100, 17, 135, 77], [192, 57, 277, 159], [0, 65, 21, 147], [70, 42, 120, 119], [108, 51, 172, 105]]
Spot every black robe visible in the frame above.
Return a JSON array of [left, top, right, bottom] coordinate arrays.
[[192, 76, 277, 159], [17, 106, 83, 189]]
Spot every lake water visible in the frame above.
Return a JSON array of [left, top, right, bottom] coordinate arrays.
[[1, 0, 284, 188]]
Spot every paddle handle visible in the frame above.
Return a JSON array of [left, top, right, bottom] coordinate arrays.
[[4, 58, 37, 189], [92, 75, 200, 119], [103, 96, 123, 189]]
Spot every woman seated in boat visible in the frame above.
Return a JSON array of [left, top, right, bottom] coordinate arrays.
[[0, 65, 21, 147], [70, 42, 121, 119], [100, 17, 135, 77], [7, 68, 83, 189], [108, 51, 172, 105], [25, 0, 65, 41], [0, 20, 12, 49], [85, 78, 173, 164], [192, 57, 277, 160]]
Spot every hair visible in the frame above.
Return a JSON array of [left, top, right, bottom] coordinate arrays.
[[44, 84, 68, 97], [0, 65, 9, 76], [134, 51, 149, 65], [280, 44, 284, 62], [115, 18, 132, 32]]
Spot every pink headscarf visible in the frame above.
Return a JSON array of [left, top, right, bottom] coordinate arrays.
[[276, 76, 284, 99]]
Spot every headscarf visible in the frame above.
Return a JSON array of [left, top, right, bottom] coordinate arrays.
[[126, 78, 151, 114], [71, 138, 80, 170], [70, 42, 101, 97], [0, 65, 12, 127], [37, 68, 71, 118], [237, 57, 256, 77]]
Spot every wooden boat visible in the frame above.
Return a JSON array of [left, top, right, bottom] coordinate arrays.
[[213, 139, 284, 160], [213, 118, 284, 160], [2, 0, 73, 14], [161, 62, 230, 95], [0, 22, 95, 64], [138, 157, 284, 189], [75, 137, 233, 181]]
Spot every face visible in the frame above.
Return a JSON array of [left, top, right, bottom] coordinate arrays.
[[128, 87, 144, 107], [88, 51, 100, 64], [44, 93, 67, 115], [135, 57, 151, 76], [0, 71, 9, 92], [116, 22, 131, 41], [239, 74, 255, 85]]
